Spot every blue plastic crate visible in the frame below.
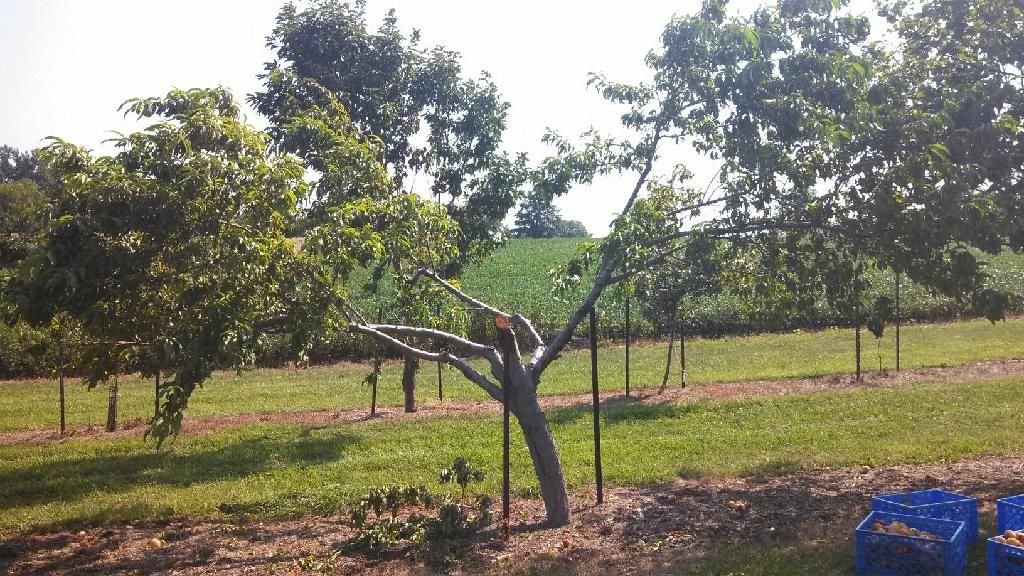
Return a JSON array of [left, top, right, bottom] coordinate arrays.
[[873, 489, 979, 541], [856, 511, 966, 576], [998, 496, 1024, 533], [988, 537, 1024, 576]]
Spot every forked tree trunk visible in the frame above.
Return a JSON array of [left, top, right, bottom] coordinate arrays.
[[402, 356, 418, 413], [512, 375, 571, 526]]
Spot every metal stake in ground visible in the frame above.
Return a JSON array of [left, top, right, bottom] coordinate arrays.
[[497, 314, 512, 538], [680, 328, 686, 389], [58, 331, 65, 436], [154, 370, 161, 419], [854, 263, 862, 381], [895, 270, 901, 372], [437, 304, 443, 402], [624, 297, 631, 397], [590, 307, 604, 505], [370, 307, 383, 416]]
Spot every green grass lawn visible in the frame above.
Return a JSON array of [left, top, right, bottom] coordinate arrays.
[[2, 377, 1024, 535], [1, 317, 1021, 432]]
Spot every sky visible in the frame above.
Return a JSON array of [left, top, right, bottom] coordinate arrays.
[[0, 0, 876, 235]]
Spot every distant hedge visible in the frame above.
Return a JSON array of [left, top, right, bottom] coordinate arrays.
[[3, 238, 1022, 378]]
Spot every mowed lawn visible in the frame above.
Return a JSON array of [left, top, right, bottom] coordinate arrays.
[[0, 318, 1022, 431], [2, 377, 1024, 535]]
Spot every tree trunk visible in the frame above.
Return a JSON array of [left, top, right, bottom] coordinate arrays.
[[106, 376, 119, 432], [680, 330, 686, 389], [402, 356, 418, 413], [513, 389, 571, 526], [659, 326, 676, 393]]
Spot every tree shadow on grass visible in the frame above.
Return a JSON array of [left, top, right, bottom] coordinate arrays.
[[547, 402, 699, 427], [0, 427, 357, 513]]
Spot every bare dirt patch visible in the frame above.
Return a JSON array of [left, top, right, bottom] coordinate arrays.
[[3, 359, 1023, 447], [4, 453, 1023, 575]]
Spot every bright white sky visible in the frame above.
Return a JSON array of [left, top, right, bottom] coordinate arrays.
[[0, 0, 876, 234]]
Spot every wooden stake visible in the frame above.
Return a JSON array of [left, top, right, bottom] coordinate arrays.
[[590, 307, 603, 505]]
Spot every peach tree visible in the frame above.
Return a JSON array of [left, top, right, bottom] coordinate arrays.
[[338, 0, 1023, 527]]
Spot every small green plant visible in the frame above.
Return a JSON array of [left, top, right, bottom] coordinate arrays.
[[425, 494, 493, 567], [344, 458, 492, 567], [346, 485, 432, 556], [439, 457, 486, 499]]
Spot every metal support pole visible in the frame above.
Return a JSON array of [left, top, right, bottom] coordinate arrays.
[[855, 265, 862, 381], [624, 297, 631, 397], [58, 333, 65, 436], [895, 270, 901, 372], [370, 307, 382, 416], [680, 330, 686, 389], [855, 324, 862, 380], [437, 304, 443, 402], [502, 327, 511, 537], [154, 371, 161, 419], [589, 307, 604, 505]]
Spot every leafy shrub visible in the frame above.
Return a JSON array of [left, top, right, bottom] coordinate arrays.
[[0, 321, 50, 377], [344, 458, 492, 567], [440, 457, 486, 499]]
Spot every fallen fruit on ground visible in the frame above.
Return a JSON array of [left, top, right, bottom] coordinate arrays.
[[727, 500, 749, 513]]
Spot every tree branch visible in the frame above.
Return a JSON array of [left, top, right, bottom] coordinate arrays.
[[649, 221, 862, 252], [670, 189, 747, 218], [607, 242, 692, 285], [349, 323, 503, 402], [619, 129, 664, 218], [531, 251, 622, 375], [370, 324, 496, 359], [411, 268, 544, 348]]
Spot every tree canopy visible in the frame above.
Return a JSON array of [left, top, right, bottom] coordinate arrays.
[[10, 89, 311, 439], [337, 0, 1024, 526], [0, 145, 49, 186], [512, 192, 590, 238], [252, 0, 525, 266], [0, 179, 47, 269], [8, 81, 467, 442]]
